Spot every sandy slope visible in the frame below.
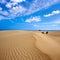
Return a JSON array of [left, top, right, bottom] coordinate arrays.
[[33, 31, 60, 60], [0, 31, 51, 60]]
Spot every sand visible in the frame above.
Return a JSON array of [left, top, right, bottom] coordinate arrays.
[[33, 31, 60, 60], [0, 30, 60, 60]]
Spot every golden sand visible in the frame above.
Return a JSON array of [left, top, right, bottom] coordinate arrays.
[[0, 30, 60, 60], [33, 31, 60, 60]]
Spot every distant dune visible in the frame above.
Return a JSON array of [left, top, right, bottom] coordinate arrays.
[[0, 31, 60, 60]]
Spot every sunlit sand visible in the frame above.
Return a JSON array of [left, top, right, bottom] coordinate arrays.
[[0, 30, 60, 60]]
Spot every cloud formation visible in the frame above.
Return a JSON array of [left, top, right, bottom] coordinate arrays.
[[9, 5, 27, 18], [33, 19, 60, 29], [0, 0, 60, 20], [25, 16, 41, 23], [44, 10, 60, 17], [11, 0, 26, 3], [0, 7, 2, 10], [26, 0, 60, 15]]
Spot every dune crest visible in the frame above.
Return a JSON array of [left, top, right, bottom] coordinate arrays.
[[33, 32, 60, 60]]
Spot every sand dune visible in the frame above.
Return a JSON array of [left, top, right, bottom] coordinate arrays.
[[0, 31, 60, 60], [33, 31, 60, 60]]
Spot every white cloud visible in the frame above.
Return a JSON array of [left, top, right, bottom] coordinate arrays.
[[0, 7, 2, 11], [11, 0, 26, 3], [9, 5, 27, 17], [0, 11, 9, 16], [6, 2, 18, 8], [44, 10, 60, 17], [6, 3, 12, 8], [0, 5, 27, 20], [25, 16, 41, 23], [6, 0, 26, 8], [25, 0, 60, 15]]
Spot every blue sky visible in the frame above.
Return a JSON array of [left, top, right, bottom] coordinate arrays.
[[0, 0, 60, 30]]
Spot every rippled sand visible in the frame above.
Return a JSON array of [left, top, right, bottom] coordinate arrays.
[[0, 31, 60, 60]]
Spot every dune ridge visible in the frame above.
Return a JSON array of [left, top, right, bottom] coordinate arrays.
[[33, 32, 60, 60]]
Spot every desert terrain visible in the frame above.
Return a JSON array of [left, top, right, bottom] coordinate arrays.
[[0, 30, 60, 60]]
